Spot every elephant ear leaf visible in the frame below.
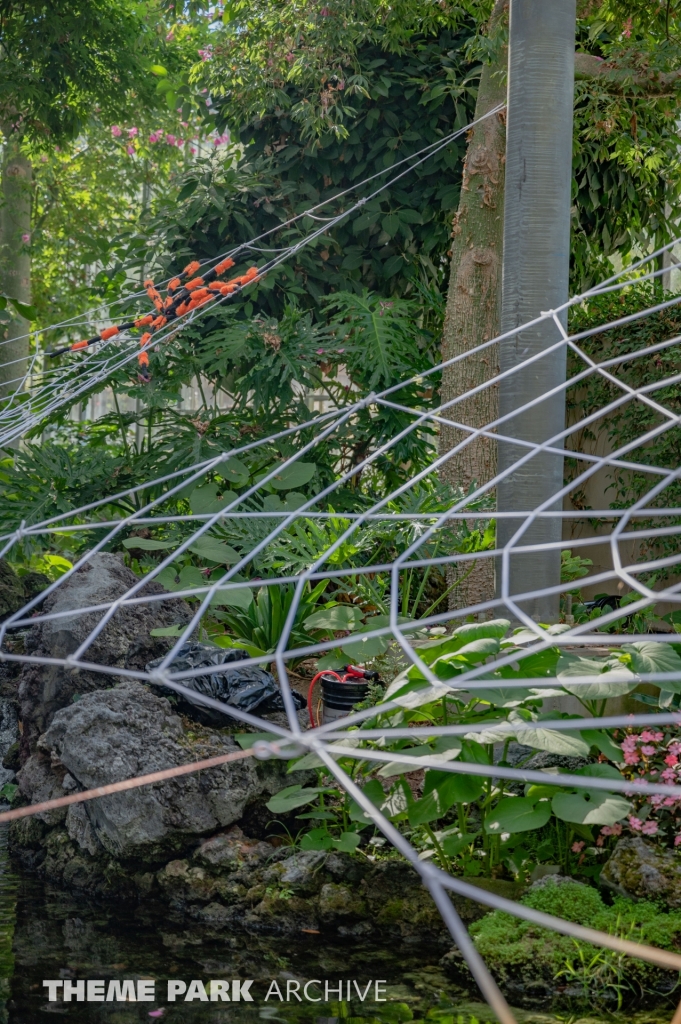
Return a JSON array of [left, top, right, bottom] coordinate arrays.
[[557, 654, 638, 699], [484, 795, 552, 834]]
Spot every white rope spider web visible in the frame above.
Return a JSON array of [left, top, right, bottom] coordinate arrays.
[[5, 213, 681, 1022]]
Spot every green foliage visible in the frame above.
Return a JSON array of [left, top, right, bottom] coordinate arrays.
[[567, 287, 681, 594], [0, 0, 162, 143], [150, 23, 477, 310], [472, 880, 681, 1005]]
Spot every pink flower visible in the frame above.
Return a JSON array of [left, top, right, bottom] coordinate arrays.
[[149, 132, 160, 143], [198, 46, 213, 61], [623, 16, 632, 38], [667, 753, 679, 767], [316, 348, 325, 354], [166, 134, 176, 145], [641, 820, 659, 836], [629, 816, 643, 831], [642, 745, 656, 756], [190, 147, 197, 155], [669, 743, 681, 756], [111, 125, 122, 137], [623, 751, 640, 765], [622, 736, 638, 752], [651, 794, 665, 806], [664, 796, 678, 807], [127, 145, 135, 155], [177, 139, 184, 147], [205, 97, 212, 106], [663, 768, 677, 782], [21, 233, 30, 243], [571, 841, 585, 853], [166, 30, 174, 41], [641, 730, 664, 742], [338, 79, 345, 90], [127, 127, 138, 137], [675, 835, 681, 847], [286, 52, 295, 63]]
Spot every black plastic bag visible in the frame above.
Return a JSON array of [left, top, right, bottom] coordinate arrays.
[[146, 642, 304, 724]]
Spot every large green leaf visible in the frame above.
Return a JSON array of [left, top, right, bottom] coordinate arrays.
[[266, 785, 330, 813], [122, 537, 175, 550], [156, 565, 205, 592], [408, 768, 485, 824], [209, 584, 253, 610], [484, 796, 552, 835], [348, 779, 386, 823], [269, 461, 316, 491], [304, 604, 364, 631], [552, 790, 630, 826], [190, 483, 235, 515], [621, 641, 681, 686], [188, 536, 239, 563], [558, 654, 638, 699], [220, 457, 250, 488], [509, 711, 590, 757]]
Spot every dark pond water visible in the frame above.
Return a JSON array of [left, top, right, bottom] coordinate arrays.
[[0, 827, 672, 1024]]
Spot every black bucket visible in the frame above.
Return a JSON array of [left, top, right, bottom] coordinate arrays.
[[320, 674, 370, 724]]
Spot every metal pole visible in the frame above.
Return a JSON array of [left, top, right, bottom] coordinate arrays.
[[497, 0, 576, 621]]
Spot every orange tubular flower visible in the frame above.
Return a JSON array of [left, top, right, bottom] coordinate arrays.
[[135, 315, 154, 327], [140, 332, 152, 346], [167, 278, 181, 291], [70, 340, 89, 351], [190, 288, 209, 301], [215, 257, 235, 275], [185, 277, 204, 291], [244, 266, 259, 281], [151, 315, 167, 329], [138, 350, 150, 367], [183, 260, 201, 276], [100, 326, 120, 341], [176, 302, 189, 316]]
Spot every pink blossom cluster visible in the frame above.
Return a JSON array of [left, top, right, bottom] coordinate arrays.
[[617, 728, 681, 849], [198, 46, 213, 61]]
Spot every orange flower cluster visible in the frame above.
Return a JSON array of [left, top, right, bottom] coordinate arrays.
[[48, 253, 263, 381]]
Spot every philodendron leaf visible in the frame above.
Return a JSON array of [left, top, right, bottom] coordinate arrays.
[[269, 461, 316, 491], [299, 828, 334, 851], [552, 790, 630, 826], [122, 537, 175, 550], [348, 779, 386, 823], [188, 537, 239, 563], [266, 785, 331, 814], [408, 769, 485, 825], [557, 654, 638, 699], [332, 832, 362, 853], [620, 641, 681, 690], [509, 712, 590, 757], [441, 831, 480, 857], [376, 742, 461, 778], [210, 584, 253, 610], [304, 604, 364, 631], [484, 796, 552, 834]]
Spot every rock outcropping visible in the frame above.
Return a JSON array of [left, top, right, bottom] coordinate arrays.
[[601, 836, 681, 907], [17, 552, 192, 754]]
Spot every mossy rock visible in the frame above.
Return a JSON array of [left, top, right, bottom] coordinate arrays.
[[0, 559, 49, 620]]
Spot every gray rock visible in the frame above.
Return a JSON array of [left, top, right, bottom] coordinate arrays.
[[34, 680, 299, 861], [0, 696, 18, 786], [66, 803, 102, 857], [193, 827, 271, 871], [601, 836, 681, 907], [18, 552, 193, 752], [15, 752, 67, 826]]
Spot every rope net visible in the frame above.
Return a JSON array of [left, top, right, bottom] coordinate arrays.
[[4, 123, 681, 1022]]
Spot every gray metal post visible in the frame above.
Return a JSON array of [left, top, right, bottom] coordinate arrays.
[[497, 0, 576, 621]]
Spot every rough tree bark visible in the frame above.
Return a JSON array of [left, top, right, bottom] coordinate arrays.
[[438, 0, 508, 612], [0, 137, 31, 402]]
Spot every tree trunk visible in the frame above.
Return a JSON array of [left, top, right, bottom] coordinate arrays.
[[0, 138, 32, 404], [438, 0, 508, 613]]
